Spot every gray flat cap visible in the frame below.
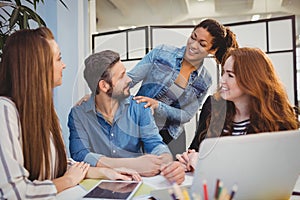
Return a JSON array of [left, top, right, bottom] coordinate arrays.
[[84, 50, 120, 94]]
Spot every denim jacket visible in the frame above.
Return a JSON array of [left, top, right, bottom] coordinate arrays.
[[127, 44, 212, 139]]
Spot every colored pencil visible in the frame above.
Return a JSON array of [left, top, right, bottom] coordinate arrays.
[[214, 179, 220, 200], [168, 188, 177, 200], [217, 182, 223, 199], [203, 180, 209, 200], [182, 187, 191, 200], [229, 184, 238, 200]]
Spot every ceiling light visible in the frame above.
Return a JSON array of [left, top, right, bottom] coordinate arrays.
[[118, 25, 136, 30], [251, 14, 260, 21]]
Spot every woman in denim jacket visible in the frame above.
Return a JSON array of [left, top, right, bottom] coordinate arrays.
[[128, 19, 239, 156]]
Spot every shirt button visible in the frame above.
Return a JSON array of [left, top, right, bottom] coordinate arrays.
[[112, 150, 116, 153], [111, 133, 114, 137]]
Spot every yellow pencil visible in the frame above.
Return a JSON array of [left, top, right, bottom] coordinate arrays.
[[182, 187, 191, 200], [172, 182, 184, 200]]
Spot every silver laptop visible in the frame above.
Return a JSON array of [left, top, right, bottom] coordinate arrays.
[[190, 129, 300, 200]]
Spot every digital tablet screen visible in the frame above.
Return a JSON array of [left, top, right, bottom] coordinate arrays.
[[83, 180, 142, 200]]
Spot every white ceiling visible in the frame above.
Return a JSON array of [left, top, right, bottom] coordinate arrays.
[[95, 0, 300, 44]]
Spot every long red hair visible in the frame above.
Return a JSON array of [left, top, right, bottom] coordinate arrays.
[[201, 47, 299, 142]]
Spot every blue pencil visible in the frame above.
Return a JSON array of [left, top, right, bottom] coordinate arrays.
[[168, 188, 177, 200]]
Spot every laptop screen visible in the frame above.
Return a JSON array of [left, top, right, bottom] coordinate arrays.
[[190, 130, 300, 200]]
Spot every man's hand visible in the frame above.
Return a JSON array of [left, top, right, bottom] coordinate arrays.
[[96, 154, 167, 177], [135, 154, 163, 177], [160, 161, 185, 185]]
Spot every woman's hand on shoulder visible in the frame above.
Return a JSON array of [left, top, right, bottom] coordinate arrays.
[[74, 94, 91, 106], [133, 96, 158, 113]]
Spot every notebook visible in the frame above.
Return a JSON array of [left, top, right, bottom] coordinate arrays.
[[151, 129, 300, 200], [190, 129, 300, 200]]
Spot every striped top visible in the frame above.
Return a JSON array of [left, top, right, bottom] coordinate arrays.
[[223, 119, 251, 136], [0, 97, 57, 199]]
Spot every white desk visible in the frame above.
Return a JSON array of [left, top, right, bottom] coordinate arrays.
[[56, 173, 194, 200], [57, 174, 300, 200]]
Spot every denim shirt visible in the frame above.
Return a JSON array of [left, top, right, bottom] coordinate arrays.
[[127, 44, 212, 139], [68, 95, 170, 166]]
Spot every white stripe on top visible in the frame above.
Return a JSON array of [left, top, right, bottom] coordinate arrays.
[[223, 119, 250, 136], [0, 97, 57, 199]]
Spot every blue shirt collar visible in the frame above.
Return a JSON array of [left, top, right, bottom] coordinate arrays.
[[84, 94, 131, 114]]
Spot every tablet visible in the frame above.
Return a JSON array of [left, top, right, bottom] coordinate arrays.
[[83, 180, 142, 200]]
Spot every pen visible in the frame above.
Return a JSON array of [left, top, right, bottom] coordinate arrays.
[[229, 184, 238, 200], [203, 180, 209, 200]]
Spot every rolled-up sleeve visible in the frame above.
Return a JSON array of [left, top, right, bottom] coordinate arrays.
[[0, 98, 57, 200]]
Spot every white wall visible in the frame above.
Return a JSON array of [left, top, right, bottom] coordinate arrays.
[[37, 0, 89, 155]]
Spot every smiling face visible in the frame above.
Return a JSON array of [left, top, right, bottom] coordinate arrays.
[[49, 39, 66, 88], [184, 27, 216, 67], [220, 56, 250, 104]]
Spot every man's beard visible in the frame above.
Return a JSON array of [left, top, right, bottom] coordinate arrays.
[[108, 85, 130, 101]]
